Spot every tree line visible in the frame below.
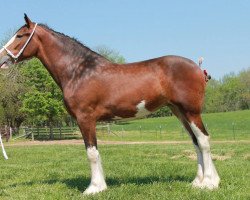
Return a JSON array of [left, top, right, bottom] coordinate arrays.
[[0, 40, 249, 130]]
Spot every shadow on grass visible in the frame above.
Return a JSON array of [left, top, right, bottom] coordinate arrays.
[[8, 175, 192, 192]]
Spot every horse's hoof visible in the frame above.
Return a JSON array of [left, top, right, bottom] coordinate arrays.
[[191, 177, 202, 188], [192, 177, 220, 190], [83, 184, 107, 195]]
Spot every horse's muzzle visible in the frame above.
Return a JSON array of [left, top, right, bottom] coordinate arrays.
[[0, 55, 12, 69]]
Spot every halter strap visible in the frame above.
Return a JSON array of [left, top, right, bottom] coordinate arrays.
[[3, 23, 38, 61]]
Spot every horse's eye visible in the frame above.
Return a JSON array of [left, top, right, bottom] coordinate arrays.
[[16, 35, 23, 38]]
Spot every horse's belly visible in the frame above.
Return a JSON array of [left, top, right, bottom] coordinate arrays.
[[112, 100, 152, 121]]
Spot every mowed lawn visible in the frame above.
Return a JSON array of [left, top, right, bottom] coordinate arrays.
[[97, 110, 250, 141], [0, 142, 249, 200]]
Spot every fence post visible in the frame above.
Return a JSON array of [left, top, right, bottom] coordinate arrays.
[[9, 127, 12, 141], [121, 126, 124, 138], [25, 127, 28, 137], [139, 125, 142, 138], [159, 125, 162, 138], [31, 131, 34, 141], [107, 124, 111, 135], [59, 126, 62, 139], [36, 127, 39, 137], [232, 122, 235, 140], [49, 126, 53, 140]]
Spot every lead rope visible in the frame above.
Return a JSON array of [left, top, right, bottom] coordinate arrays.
[[0, 133, 8, 160]]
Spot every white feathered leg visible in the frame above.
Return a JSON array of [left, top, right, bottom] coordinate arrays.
[[190, 122, 220, 189], [83, 146, 107, 195], [192, 144, 204, 187]]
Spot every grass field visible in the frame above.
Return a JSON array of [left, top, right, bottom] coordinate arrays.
[[2, 110, 249, 199], [21, 110, 250, 141], [96, 110, 250, 141], [0, 142, 249, 200]]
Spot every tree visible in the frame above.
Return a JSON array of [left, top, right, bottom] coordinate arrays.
[[95, 45, 126, 64], [238, 68, 250, 109], [203, 79, 222, 113], [0, 66, 27, 131], [148, 107, 172, 117], [204, 69, 250, 113], [20, 59, 66, 126]]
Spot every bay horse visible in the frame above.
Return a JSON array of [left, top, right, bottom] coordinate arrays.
[[0, 14, 220, 194]]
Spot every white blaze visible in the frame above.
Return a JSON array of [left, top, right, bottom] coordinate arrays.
[[3, 34, 17, 49], [0, 34, 17, 55]]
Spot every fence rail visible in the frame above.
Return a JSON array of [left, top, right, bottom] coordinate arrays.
[[2, 116, 250, 142], [21, 126, 80, 140]]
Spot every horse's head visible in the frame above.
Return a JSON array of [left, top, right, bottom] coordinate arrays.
[[0, 14, 39, 68]]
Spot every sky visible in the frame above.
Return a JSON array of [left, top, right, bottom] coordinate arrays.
[[0, 0, 250, 79]]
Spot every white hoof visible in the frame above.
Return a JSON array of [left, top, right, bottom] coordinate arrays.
[[83, 183, 107, 195], [192, 177, 220, 190], [192, 176, 203, 188]]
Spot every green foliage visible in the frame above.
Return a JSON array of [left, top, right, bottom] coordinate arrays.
[[148, 106, 172, 117], [95, 45, 126, 64], [19, 59, 66, 125], [204, 68, 250, 113], [0, 67, 27, 127], [238, 68, 250, 109]]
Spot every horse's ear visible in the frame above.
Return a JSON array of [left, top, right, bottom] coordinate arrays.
[[24, 13, 32, 28]]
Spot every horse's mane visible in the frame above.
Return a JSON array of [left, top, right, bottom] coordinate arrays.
[[38, 23, 108, 61]]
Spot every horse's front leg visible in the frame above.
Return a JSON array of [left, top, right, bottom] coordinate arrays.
[[77, 114, 107, 195]]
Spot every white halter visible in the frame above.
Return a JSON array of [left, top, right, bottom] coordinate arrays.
[[3, 23, 38, 61]]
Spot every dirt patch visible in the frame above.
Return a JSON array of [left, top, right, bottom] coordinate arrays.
[[243, 154, 250, 160], [170, 150, 233, 161], [183, 150, 197, 160], [5, 140, 192, 147], [5, 139, 250, 147], [212, 154, 231, 161], [170, 155, 182, 160]]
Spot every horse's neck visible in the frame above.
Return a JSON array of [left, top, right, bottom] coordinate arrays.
[[36, 30, 110, 90]]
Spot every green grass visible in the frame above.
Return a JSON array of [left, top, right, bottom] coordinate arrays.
[[20, 110, 250, 142], [0, 142, 249, 199], [96, 110, 250, 141]]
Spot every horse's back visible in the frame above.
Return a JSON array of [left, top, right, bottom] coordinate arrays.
[[105, 55, 206, 113], [126, 55, 206, 112]]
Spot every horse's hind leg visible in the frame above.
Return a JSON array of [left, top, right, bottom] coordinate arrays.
[[169, 106, 220, 189], [184, 112, 220, 189], [169, 106, 204, 186]]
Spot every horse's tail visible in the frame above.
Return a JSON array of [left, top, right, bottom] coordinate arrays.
[[198, 57, 204, 67], [198, 57, 211, 82]]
